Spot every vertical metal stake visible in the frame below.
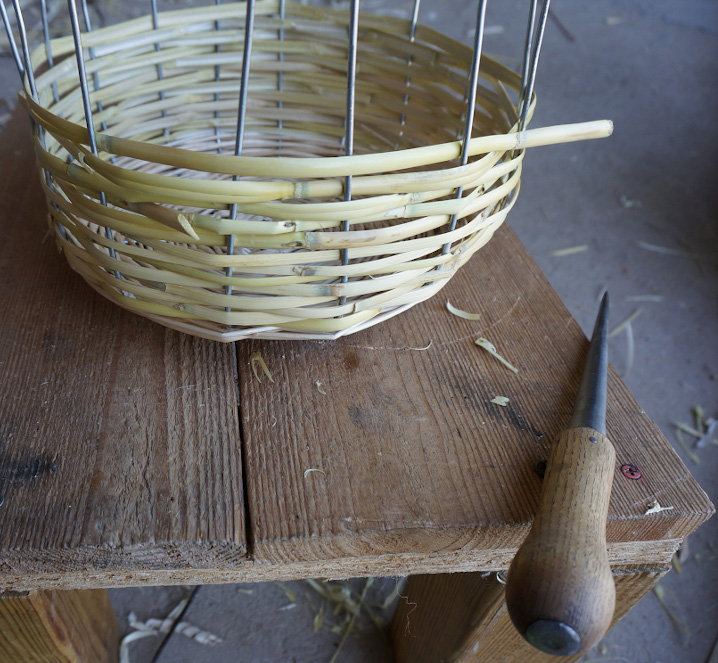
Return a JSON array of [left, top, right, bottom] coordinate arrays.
[[67, 0, 119, 271], [339, 0, 359, 308], [441, 0, 487, 257], [214, 0, 222, 149], [519, 0, 551, 132], [0, 0, 24, 78], [225, 0, 256, 312], [277, 0, 285, 145], [517, 0, 538, 129], [397, 0, 421, 144], [150, 0, 169, 136], [40, 0, 59, 103], [79, 0, 108, 133], [10, 0, 66, 238]]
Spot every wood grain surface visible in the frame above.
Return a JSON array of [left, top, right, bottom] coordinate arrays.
[[0, 112, 245, 576], [237, 221, 713, 565], [392, 567, 669, 663], [0, 589, 118, 663], [0, 109, 712, 591]]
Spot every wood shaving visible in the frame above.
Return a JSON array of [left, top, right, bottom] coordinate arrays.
[[406, 340, 432, 351], [446, 299, 481, 320], [550, 244, 588, 257], [128, 613, 222, 646], [376, 582, 400, 612], [475, 337, 519, 373], [622, 321, 634, 379], [693, 408, 717, 448], [608, 308, 643, 338], [675, 427, 700, 465], [637, 242, 717, 265], [644, 499, 674, 515], [119, 630, 157, 663], [313, 603, 325, 632], [490, 396, 510, 406], [625, 294, 663, 302], [277, 583, 297, 604], [653, 584, 690, 637], [619, 195, 642, 208], [170, 622, 222, 646], [120, 597, 221, 663], [672, 421, 704, 439], [693, 406, 706, 435], [328, 578, 374, 663], [672, 552, 683, 575], [129, 598, 188, 634], [250, 351, 274, 383]]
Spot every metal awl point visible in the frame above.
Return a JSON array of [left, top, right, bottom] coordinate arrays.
[[569, 292, 609, 434]]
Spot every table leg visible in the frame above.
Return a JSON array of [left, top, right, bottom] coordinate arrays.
[[0, 589, 118, 663], [392, 567, 669, 663]]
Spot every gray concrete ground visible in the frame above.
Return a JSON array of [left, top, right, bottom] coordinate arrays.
[[2, 0, 716, 661]]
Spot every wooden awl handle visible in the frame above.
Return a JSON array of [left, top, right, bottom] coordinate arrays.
[[505, 427, 616, 656]]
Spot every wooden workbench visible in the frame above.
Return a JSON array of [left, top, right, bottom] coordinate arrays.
[[0, 111, 712, 662]]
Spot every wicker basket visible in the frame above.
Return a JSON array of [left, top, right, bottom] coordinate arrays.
[[14, 0, 611, 341]]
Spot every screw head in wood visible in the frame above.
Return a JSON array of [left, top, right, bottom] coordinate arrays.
[[620, 463, 642, 480]]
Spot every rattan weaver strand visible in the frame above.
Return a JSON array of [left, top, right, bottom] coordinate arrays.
[[12, 1, 611, 341]]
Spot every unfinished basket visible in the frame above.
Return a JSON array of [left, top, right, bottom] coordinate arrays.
[[4, 0, 611, 341]]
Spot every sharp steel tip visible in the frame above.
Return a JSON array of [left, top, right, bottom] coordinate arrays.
[[593, 291, 610, 339], [601, 290, 610, 311]]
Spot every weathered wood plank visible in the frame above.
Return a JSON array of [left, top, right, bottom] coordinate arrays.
[[0, 108, 711, 591], [0, 111, 245, 577], [391, 567, 669, 663], [238, 221, 713, 565], [0, 538, 682, 592], [0, 589, 118, 663]]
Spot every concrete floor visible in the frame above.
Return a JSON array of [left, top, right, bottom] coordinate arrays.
[[2, 0, 716, 661]]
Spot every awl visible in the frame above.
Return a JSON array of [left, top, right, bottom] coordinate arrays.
[[505, 292, 616, 656]]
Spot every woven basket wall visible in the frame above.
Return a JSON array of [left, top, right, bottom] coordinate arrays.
[[19, 0, 610, 341]]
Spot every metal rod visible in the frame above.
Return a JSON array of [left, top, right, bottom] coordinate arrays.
[[441, 0, 487, 256], [339, 0, 359, 302], [10, 0, 67, 239], [67, 0, 98, 153], [214, 0, 222, 149], [39, 0, 60, 103], [0, 0, 23, 78], [79, 0, 108, 132], [277, 0, 285, 141], [409, 0, 421, 42], [226, 0, 256, 306], [150, 0, 168, 134], [10, 0, 37, 99], [517, 0, 538, 128], [67, 0, 119, 267], [397, 0, 420, 146], [519, 0, 550, 132]]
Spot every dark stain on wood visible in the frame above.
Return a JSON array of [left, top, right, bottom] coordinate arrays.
[[41, 329, 72, 360], [499, 404, 545, 441], [452, 376, 544, 441], [348, 404, 368, 430], [0, 454, 58, 484], [343, 351, 360, 372], [0, 453, 58, 506]]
